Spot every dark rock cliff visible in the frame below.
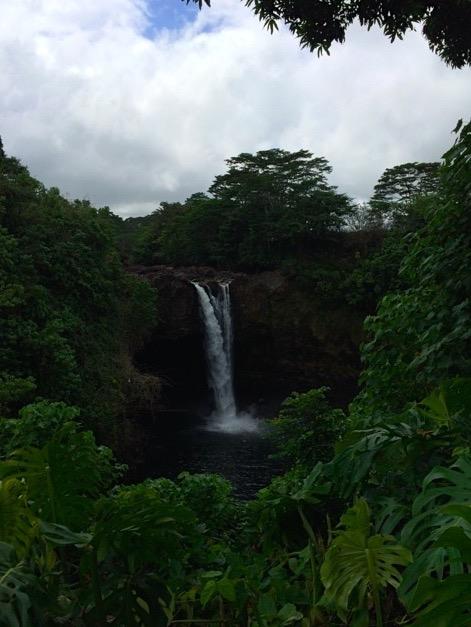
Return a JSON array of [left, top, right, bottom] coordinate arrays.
[[131, 265, 364, 411], [231, 271, 363, 407]]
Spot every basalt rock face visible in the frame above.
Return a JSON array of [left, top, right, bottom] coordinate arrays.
[[132, 266, 364, 410], [231, 272, 363, 407]]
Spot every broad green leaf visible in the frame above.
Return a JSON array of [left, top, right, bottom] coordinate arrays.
[[200, 580, 216, 607], [39, 521, 91, 546], [291, 463, 331, 504], [408, 574, 471, 626], [258, 592, 277, 618], [277, 603, 303, 624], [217, 577, 236, 602], [321, 500, 411, 614]]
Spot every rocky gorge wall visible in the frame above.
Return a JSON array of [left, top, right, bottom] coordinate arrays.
[[132, 265, 365, 412]]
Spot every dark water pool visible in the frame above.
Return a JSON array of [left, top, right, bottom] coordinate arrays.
[[136, 414, 283, 499]]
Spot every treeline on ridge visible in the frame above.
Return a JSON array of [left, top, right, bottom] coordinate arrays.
[[124, 148, 441, 307]]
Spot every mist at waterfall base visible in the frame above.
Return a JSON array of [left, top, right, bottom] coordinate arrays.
[[133, 281, 283, 499]]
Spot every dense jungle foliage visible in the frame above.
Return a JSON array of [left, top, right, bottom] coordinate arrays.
[[0, 138, 157, 440], [0, 116, 470, 626]]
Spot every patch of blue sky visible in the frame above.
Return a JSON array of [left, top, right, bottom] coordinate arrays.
[[143, 0, 201, 37]]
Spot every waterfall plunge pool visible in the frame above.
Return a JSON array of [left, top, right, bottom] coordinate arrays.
[[132, 281, 284, 499], [136, 411, 283, 499]]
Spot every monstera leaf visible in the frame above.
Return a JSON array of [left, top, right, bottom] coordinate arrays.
[[399, 545, 464, 609], [412, 456, 471, 516], [399, 458, 471, 608], [407, 574, 471, 627], [328, 382, 471, 500], [326, 429, 393, 498], [401, 456, 471, 552], [320, 499, 411, 626]]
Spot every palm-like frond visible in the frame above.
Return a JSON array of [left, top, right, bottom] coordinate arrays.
[[0, 423, 105, 530], [0, 480, 37, 558]]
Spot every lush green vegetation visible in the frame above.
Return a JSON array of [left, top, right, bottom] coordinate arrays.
[[132, 149, 352, 269], [0, 118, 469, 625], [0, 139, 157, 440]]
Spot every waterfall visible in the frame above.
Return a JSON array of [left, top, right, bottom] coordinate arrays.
[[192, 281, 258, 433]]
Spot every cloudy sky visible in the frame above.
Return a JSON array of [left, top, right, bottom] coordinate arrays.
[[1, 0, 470, 217]]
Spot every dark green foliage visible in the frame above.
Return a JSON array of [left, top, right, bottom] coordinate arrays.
[[0, 144, 157, 430], [408, 574, 471, 627], [329, 379, 471, 500], [371, 161, 440, 207], [158, 196, 231, 266], [0, 542, 36, 627], [143, 472, 240, 537], [131, 149, 430, 312], [343, 165, 441, 308], [342, 230, 412, 308], [135, 148, 354, 272], [0, 401, 80, 456], [0, 421, 117, 530], [397, 459, 471, 626], [82, 486, 199, 626], [209, 149, 352, 269], [357, 122, 471, 412], [0, 479, 37, 558], [0, 373, 469, 624], [188, 0, 471, 68], [270, 387, 345, 466]]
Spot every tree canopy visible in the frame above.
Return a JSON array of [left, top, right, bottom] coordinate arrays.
[[137, 148, 353, 271], [188, 0, 471, 68], [368, 161, 441, 228]]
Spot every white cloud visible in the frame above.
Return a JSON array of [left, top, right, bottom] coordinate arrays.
[[1, 0, 470, 216]]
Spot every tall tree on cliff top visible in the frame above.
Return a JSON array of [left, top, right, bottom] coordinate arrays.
[[369, 161, 441, 229], [210, 149, 333, 203], [209, 148, 351, 266], [141, 148, 351, 269], [188, 0, 471, 68]]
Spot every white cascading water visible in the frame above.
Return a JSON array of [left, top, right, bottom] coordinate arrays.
[[192, 281, 258, 433]]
